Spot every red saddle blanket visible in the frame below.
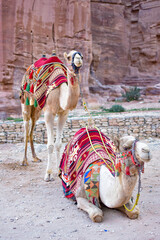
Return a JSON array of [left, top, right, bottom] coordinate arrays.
[[34, 56, 63, 68], [21, 56, 67, 109], [59, 128, 116, 202]]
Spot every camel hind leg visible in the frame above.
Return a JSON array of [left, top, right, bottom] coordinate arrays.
[[21, 104, 31, 166], [30, 106, 41, 162]]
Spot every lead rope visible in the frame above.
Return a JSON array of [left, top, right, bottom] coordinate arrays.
[[123, 169, 141, 212]]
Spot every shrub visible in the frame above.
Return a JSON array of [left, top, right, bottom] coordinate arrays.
[[122, 87, 141, 102], [109, 105, 125, 113]]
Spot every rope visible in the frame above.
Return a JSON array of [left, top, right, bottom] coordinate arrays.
[[123, 169, 141, 212], [86, 125, 113, 172]]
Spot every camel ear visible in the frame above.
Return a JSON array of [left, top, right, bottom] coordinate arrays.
[[64, 52, 68, 61], [123, 139, 134, 149], [112, 136, 120, 151]]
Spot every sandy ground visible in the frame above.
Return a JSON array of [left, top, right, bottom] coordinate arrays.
[[0, 137, 160, 240]]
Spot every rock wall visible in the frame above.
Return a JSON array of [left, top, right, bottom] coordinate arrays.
[[1, 112, 160, 143], [0, 0, 160, 118]]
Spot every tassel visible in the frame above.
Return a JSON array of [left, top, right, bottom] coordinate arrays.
[[34, 99, 38, 107], [26, 97, 30, 105], [115, 171, 120, 177], [29, 70, 33, 79], [26, 83, 30, 92], [24, 82, 27, 90], [126, 166, 130, 176], [30, 84, 34, 93], [115, 162, 121, 173]]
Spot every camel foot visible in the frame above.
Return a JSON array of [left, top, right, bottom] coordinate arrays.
[[126, 207, 139, 219], [118, 204, 139, 219], [44, 172, 54, 182], [90, 210, 103, 223], [92, 214, 103, 223], [32, 157, 42, 163], [20, 159, 29, 166]]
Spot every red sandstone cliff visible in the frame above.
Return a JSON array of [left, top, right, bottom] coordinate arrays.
[[0, 0, 160, 118]]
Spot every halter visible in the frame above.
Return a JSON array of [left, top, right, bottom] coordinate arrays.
[[71, 51, 83, 74], [117, 139, 144, 176], [121, 140, 144, 212]]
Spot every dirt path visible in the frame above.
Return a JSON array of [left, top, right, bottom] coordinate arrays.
[[0, 139, 160, 240]]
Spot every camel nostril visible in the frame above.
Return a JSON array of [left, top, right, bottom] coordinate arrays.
[[142, 147, 150, 153]]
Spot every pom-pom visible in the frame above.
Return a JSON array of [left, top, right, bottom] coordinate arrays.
[[24, 82, 27, 90], [26, 97, 30, 105], [115, 162, 121, 173], [29, 70, 33, 79], [126, 166, 130, 176], [26, 83, 30, 92], [34, 99, 38, 108], [30, 84, 34, 93]]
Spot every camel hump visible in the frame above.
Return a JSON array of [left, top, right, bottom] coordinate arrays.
[[34, 56, 64, 68]]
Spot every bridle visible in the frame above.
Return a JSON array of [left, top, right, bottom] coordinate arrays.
[[71, 51, 83, 74], [121, 139, 144, 212]]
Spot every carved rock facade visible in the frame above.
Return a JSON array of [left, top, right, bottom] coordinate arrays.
[[0, 0, 160, 117]]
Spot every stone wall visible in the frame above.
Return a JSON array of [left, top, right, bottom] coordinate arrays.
[[1, 0, 160, 118], [0, 112, 160, 144]]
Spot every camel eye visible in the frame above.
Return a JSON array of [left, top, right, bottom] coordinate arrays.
[[124, 147, 131, 151]]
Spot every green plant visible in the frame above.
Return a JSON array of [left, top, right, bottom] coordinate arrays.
[[5, 117, 23, 122], [122, 87, 141, 102], [109, 105, 125, 113]]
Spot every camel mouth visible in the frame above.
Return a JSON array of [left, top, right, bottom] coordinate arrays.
[[138, 152, 152, 163], [142, 153, 152, 162], [75, 62, 82, 67]]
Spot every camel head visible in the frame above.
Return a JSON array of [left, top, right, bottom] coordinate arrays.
[[114, 135, 151, 174], [64, 50, 83, 73]]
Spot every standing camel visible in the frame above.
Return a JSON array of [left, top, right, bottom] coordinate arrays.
[[20, 50, 83, 181]]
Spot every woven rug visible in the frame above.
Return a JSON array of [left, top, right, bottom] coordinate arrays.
[[20, 56, 67, 109], [59, 128, 116, 204]]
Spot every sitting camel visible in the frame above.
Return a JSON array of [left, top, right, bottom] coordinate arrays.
[[59, 128, 151, 222], [20, 50, 83, 181]]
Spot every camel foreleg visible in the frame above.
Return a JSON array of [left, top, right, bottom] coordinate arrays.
[[117, 198, 140, 219], [44, 112, 55, 181], [55, 111, 69, 171], [76, 197, 103, 222]]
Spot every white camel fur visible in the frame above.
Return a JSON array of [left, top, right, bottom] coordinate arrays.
[[21, 50, 83, 181], [63, 134, 151, 222]]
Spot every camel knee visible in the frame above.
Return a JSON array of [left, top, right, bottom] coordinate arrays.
[[55, 141, 62, 152], [77, 197, 103, 223], [48, 144, 54, 154]]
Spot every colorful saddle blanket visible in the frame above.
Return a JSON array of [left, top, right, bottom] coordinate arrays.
[[84, 160, 104, 207], [21, 56, 67, 109], [59, 128, 116, 206]]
